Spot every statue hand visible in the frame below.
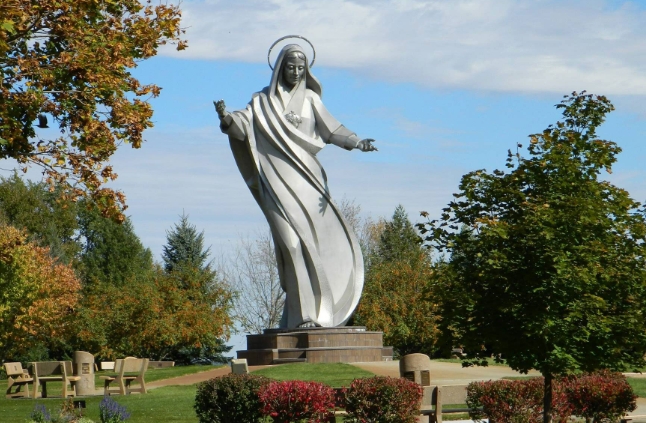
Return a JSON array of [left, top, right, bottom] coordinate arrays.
[[357, 138, 378, 152], [214, 99, 228, 119]]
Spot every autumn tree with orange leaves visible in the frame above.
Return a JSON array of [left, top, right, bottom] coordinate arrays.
[[0, 225, 81, 361], [0, 0, 186, 220], [76, 265, 234, 362]]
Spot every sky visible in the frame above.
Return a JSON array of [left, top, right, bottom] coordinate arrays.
[[12, 0, 646, 346]]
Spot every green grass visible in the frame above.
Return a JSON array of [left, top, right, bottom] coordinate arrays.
[[1, 385, 200, 423], [95, 364, 221, 385], [251, 362, 375, 388], [627, 377, 646, 398]]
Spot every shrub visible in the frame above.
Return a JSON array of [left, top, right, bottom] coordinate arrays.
[[99, 396, 130, 423], [564, 370, 637, 423], [466, 378, 571, 423], [194, 373, 271, 423], [343, 376, 423, 423], [28, 400, 97, 423], [258, 380, 335, 423]]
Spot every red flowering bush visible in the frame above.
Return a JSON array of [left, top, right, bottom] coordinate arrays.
[[466, 378, 572, 423], [564, 370, 636, 422], [258, 380, 335, 423], [342, 376, 423, 423]]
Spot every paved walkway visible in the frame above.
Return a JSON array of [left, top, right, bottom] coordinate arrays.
[[147, 361, 646, 421]]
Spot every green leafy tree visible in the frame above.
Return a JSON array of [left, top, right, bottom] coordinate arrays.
[[162, 213, 211, 273], [419, 92, 646, 423], [77, 201, 153, 287], [0, 173, 79, 264], [355, 206, 438, 356], [76, 265, 234, 362], [0, 0, 186, 220]]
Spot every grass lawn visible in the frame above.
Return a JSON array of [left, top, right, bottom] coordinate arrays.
[[0, 385, 199, 423], [627, 377, 646, 398], [1, 365, 222, 422], [95, 364, 220, 385], [252, 362, 375, 388]]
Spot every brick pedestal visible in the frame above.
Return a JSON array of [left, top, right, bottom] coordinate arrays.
[[237, 326, 393, 365]]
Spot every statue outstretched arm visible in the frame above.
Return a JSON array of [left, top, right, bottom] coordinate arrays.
[[214, 99, 228, 120], [310, 93, 377, 152], [214, 99, 247, 140]]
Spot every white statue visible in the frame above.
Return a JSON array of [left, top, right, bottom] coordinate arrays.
[[216, 37, 377, 329]]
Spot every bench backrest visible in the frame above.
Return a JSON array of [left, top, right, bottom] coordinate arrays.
[[31, 361, 63, 376], [114, 358, 147, 375], [425, 385, 468, 406], [30, 361, 74, 377], [3, 362, 25, 377]]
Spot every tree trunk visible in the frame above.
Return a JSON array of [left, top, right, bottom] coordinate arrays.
[[543, 373, 553, 423]]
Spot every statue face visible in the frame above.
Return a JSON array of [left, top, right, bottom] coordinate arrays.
[[282, 57, 305, 88]]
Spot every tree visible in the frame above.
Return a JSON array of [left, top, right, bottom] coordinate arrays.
[[0, 173, 79, 264], [220, 230, 285, 333], [162, 213, 211, 273], [76, 265, 234, 363], [0, 224, 81, 361], [354, 206, 439, 356], [77, 201, 153, 287], [419, 92, 646, 423], [0, 0, 186, 220]]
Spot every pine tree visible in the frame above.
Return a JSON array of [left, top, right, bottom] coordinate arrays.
[[162, 213, 211, 273], [374, 204, 423, 264]]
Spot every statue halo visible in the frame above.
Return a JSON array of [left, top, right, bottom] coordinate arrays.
[[267, 35, 316, 70]]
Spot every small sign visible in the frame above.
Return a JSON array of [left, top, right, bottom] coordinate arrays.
[[421, 370, 431, 386], [403, 371, 415, 382], [82, 363, 90, 375]]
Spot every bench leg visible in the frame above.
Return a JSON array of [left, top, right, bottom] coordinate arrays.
[[41, 381, 48, 399]]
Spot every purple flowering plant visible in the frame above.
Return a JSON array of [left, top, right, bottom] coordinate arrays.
[[99, 396, 131, 423]]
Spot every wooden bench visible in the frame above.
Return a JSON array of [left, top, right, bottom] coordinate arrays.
[[4, 362, 34, 398], [29, 361, 80, 398], [100, 358, 148, 396]]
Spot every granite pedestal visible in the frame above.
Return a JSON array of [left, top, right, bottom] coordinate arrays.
[[237, 326, 393, 365]]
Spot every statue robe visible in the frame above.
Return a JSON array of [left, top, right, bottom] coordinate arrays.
[[220, 46, 364, 328]]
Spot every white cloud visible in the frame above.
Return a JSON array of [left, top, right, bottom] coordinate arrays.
[[162, 0, 646, 95]]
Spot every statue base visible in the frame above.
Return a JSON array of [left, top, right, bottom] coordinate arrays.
[[237, 326, 393, 365]]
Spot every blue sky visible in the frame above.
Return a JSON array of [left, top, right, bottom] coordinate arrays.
[[94, 0, 646, 265]]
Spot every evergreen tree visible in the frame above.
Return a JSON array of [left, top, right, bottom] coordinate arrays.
[[162, 213, 211, 273], [77, 201, 153, 287], [374, 204, 423, 264]]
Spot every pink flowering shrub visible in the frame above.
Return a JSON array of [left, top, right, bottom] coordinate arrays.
[[466, 378, 572, 423], [342, 376, 423, 423], [258, 380, 335, 423], [564, 370, 636, 422]]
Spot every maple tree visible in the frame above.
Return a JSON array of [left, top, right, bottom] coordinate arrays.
[[0, 0, 186, 220], [0, 224, 81, 360], [419, 92, 646, 423], [76, 265, 233, 361]]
